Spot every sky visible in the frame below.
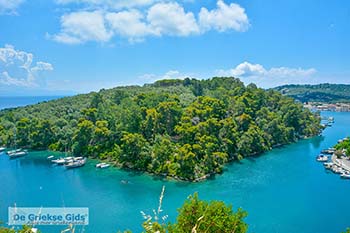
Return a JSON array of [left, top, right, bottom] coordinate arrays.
[[0, 0, 349, 96]]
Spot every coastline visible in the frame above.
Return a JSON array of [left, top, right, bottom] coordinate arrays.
[[89, 135, 320, 183]]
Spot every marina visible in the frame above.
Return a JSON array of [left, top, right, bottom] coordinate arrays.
[[318, 138, 350, 180]]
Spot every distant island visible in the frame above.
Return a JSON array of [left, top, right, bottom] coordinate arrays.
[[274, 83, 350, 103], [0, 77, 321, 181]]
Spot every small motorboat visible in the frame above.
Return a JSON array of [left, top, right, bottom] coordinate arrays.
[[96, 162, 109, 168], [324, 162, 334, 169], [47, 155, 54, 159], [8, 150, 28, 159], [316, 155, 328, 162], [332, 167, 343, 174], [100, 163, 110, 169], [65, 158, 87, 169], [0, 147, 6, 152], [7, 149, 22, 155], [321, 148, 335, 155], [341, 173, 350, 179], [52, 158, 66, 165]]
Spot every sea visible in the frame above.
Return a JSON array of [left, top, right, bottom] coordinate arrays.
[[0, 96, 349, 233], [0, 96, 64, 110]]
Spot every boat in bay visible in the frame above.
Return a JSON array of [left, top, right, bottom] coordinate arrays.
[[341, 173, 350, 179], [321, 148, 336, 155], [96, 162, 110, 168], [0, 147, 6, 152], [65, 157, 87, 169], [8, 149, 28, 159], [316, 155, 328, 162], [51, 158, 66, 165]]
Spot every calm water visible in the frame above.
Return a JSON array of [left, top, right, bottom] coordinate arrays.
[[0, 111, 349, 233], [0, 96, 64, 110]]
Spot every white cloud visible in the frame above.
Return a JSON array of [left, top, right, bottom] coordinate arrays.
[[55, 0, 158, 9], [0, 0, 24, 14], [0, 45, 53, 87], [51, 0, 249, 44], [216, 61, 317, 88], [199, 0, 249, 32], [52, 11, 113, 44], [106, 10, 156, 41], [147, 2, 199, 36]]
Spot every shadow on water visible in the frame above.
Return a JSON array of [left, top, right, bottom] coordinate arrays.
[[309, 135, 325, 148]]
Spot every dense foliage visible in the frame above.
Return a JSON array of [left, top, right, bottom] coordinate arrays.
[[0, 77, 321, 181], [274, 83, 350, 103], [142, 192, 247, 233], [334, 137, 350, 156]]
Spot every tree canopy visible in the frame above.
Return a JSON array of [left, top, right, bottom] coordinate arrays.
[[0, 77, 321, 181]]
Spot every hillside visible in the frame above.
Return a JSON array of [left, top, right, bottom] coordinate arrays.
[[274, 83, 350, 103], [0, 77, 321, 181]]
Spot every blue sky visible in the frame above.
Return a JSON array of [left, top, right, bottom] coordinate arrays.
[[0, 0, 349, 95]]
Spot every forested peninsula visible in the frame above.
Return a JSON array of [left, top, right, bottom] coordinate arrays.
[[274, 83, 350, 103], [0, 78, 321, 181]]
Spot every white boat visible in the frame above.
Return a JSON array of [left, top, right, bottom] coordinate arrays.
[[0, 147, 6, 152], [47, 155, 54, 159], [333, 167, 343, 174], [8, 150, 28, 159], [96, 162, 106, 168], [65, 158, 86, 169], [341, 173, 350, 179], [7, 149, 22, 155], [316, 155, 328, 162], [100, 164, 110, 169], [52, 158, 66, 165]]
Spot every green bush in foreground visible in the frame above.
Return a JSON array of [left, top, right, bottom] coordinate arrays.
[[141, 192, 247, 233]]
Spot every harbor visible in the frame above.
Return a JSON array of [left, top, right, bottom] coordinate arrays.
[[0, 112, 350, 233], [317, 136, 350, 179]]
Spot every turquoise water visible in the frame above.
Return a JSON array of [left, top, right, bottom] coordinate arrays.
[[0, 111, 349, 233], [0, 96, 64, 110]]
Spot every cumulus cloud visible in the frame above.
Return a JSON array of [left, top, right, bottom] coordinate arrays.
[[106, 10, 155, 40], [55, 0, 158, 9], [147, 2, 199, 36], [0, 0, 24, 14], [199, 0, 249, 32], [51, 0, 250, 44], [0, 45, 53, 87], [52, 11, 113, 44], [217, 61, 317, 88]]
